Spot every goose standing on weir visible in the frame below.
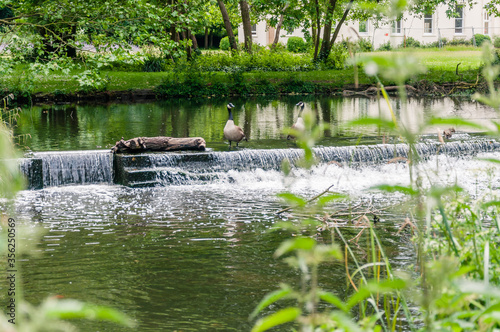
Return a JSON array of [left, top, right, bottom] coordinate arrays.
[[224, 103, 247, 147], [287, 101, 305, 140]]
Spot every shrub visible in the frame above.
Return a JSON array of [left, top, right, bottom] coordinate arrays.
[[306, 38, 322, 53], [323, 43, 349, 69], [494, 50, 500, 66], [270, 42, 287, 52], [378, 41, 392, 51], [399, 37, 421, 48], [287, 36, 308, 53], [449, 38, 471, 46], [143, 56, 166, 72], [494, 37, 500, 48], [423, 41, 441, 49], [184, 48, 316, 72], [473, 34, 492, 47], [219, 36, 239, 51], [357, 38, 373, 52], [340, 38, 373, 53]]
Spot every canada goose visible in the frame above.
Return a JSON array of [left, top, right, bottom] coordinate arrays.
[[443, 127, 455, 139], [224, 103, 247, 147], [287, 101, 305, 140]]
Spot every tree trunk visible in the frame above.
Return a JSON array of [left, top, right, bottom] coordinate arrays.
[[170, 26, 179, 42], [210, 30, 214, 48], [217, 0, 238, 51], [239, 0, 252, 53], [204, 27, 209, 49], [329, 0, 354, 46], [318, 0, 338, 61], [313, 0, 321, 60], [271, 3, 290, 49], [111, 137, 206, 153], [311, 24, 316, 48], [189, 30, 198, 49]]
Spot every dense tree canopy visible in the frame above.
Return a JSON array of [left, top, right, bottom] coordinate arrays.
[[0, 0, 497, 67], [0, 0, 207, 60]]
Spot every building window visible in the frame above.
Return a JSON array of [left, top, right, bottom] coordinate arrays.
[[392, 19, 402, 34], [483, 12, 489, 34], [359, 20, 369, 33], [455, 5, 463, 34], [424, 13, 433, 34], [251, 24, 257, 35]]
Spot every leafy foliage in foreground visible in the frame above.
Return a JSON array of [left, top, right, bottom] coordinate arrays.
[[252, 43, 500, 332]]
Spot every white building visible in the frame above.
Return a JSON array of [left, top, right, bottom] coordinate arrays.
[[239, 2, 500, 49]]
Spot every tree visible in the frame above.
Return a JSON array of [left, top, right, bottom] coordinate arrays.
[[217, 0, 239, 50], [317, 0, 356, 61], [252, 0, 306, 49], [0, 0, 205, 62], [239, 0, 253, 53]]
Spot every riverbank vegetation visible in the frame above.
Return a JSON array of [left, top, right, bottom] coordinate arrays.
[[1, 46, 496, 103]]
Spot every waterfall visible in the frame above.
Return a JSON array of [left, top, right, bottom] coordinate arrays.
[[18, 140, 500, 189], [133, 140, 500, 187], [27, 150, 113, 188]]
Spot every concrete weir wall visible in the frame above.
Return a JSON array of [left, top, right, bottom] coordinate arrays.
[[18, 140, 500, 190]]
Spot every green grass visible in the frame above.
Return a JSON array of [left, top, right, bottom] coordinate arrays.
[[375, 49, 482, 71]]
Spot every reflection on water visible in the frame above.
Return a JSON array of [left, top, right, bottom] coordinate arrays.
[[6, 152, 500, 330], [15, 96, 498, 151]]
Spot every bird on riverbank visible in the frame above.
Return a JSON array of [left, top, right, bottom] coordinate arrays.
[[224, 103, 247, 147], [287, 101, 305, 140]]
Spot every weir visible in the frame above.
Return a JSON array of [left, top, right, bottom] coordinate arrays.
[[19, 140, 500, 189], [22, 150, 113, 189]]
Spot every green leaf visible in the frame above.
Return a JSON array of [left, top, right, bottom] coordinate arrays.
[[274, 237, 316, 258], [251, 307, 301, 332], [319, 290, 349, 312], [482, 201, 500, 209], [477, 158, 500, 165], [371, 184, 418, 196], [281, 158, 291, 176], [482, 302, 500, 317], [346, 279, 407, 310], [43, 299, 135, 327], [277, 192, 307, 207], [317, 193, 348, 206], [328, 311, 363, 332], [249, 285, 294, 320]]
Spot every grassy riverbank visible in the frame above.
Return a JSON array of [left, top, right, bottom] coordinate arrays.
[[1, 47, 493, 103]]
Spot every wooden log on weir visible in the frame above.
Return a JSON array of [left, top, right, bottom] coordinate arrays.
[[111, 136, 206, 153]]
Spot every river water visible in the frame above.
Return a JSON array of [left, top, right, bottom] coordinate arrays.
[[4, 96, 500, 330], [14, 96, 498, 151]]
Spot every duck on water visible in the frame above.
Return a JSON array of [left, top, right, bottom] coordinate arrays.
[[224, 103, 247, 147]]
